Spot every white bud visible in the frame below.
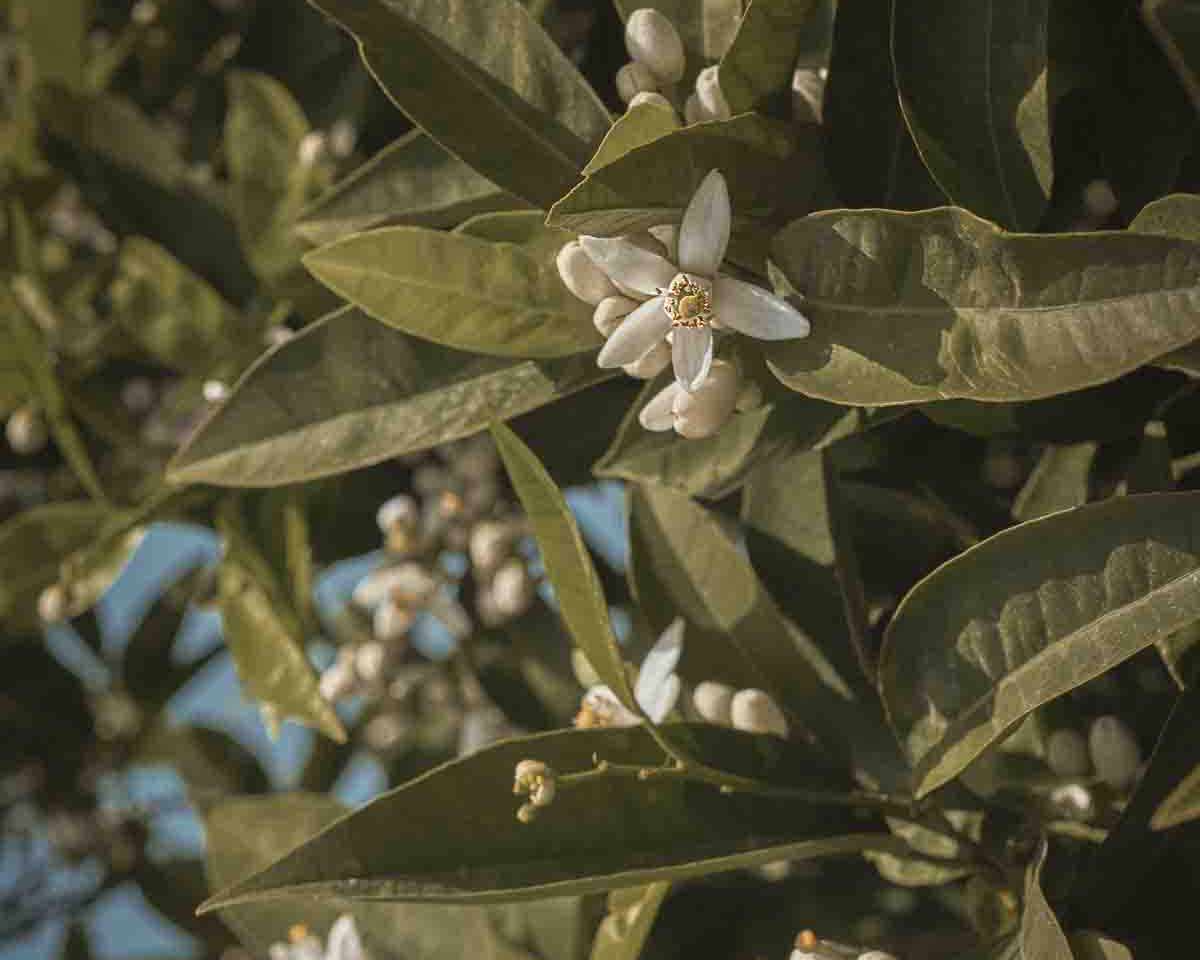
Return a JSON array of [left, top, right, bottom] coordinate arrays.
[[376, 494, 419, 537], [353, 562, 439, 610], [628, 91, 674, 112], [1046, 728, 1090, 778], [202, 380, 229, 403], [297, 131, 327, 168], [684, 92, 706, 125], [792, 68, 826, 125], [1088, 715, 1142, 790], [1049, 783, 1094, 821], [671, 359, 739, 438], [556, 241, 619, 305], [469, 520, 513, 575], [492, 558, 535, 618], [6, 405, 47, 455], [625, 8, 685, 84], [593, 295, 638, 337], [730, 688, 788, 737], [354, 641, 387, 683], [616, 61, 659, 103], [623, 340, 672, 379], [329, 119, 358, 159], [1083, 179, 1118, 219], [695, 66, 731, 121], [318, 653, 357, 703], [37, 584, 68, 624], [364, 711, 407, 751], [372, 601, 414, 643], [692, 681, 735, 726], [263, 324, 293, 347]]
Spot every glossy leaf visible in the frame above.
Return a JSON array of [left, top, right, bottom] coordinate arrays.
[[881, 493, 1200, 797], [1021, 843, 1072, 960], [491, 422, 635, 709], [719, 0, 820, 115], [296, 129, 521, 246], [216, 498, 345, 742], [768, 207, 1200, 405], [892, 0, 1052, 230], [302, 226, 600, 358], [200, 725, 903, 910], [1012, 443, 1097, 522], [167, 307, 611, 487], [308, 0, 611, 209], [589, 883, 669, 960], [823, 0, 946, 208]]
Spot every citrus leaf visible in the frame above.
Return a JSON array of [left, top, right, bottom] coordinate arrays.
[[881, 492, 1200, 798], [582, 103, 679, 177], [768, 207, 1200, 405], [589, 883, 670, 960], [1021, 842, 1073, 960], [1012, 443, 1097, 522], [1152, 762, 1200, 830], [719, 0, 821, 115]]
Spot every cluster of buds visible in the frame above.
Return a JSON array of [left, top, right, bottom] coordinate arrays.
[[790, 930, 898, 960], [513, 759, 558, 823], [268, 915, 369, 960], [694, 683, 788, 738], [616, 9, 685, 110], [1045, 715, 1142, 791]]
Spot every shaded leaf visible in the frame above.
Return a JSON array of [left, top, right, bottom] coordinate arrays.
[[296, 129, 521, 246], [881, 492, 1200, 797], [1021, 842, 1073, 960], [200, 725, 903, 910], [1067, 933, 1133, 960], [892, 0, 1052, 230], [1143, 0, 1200, 123], [589, 883, 670, 960], [719, 0, 820, 115], [309, 0, 610, 209], [167, 307, 611, 487], [1152, 761, 1200, 829], [303, 226, 600, 358], [1012, 443, 1097, 522], [768, 207, 1200, 405]]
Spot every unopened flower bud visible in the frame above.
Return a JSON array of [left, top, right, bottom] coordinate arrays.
[[628, 91, 674, 112], [37, 583, 67, 624], [556, 241, 619, 305], [354, 641, 387, 683], [730, 688, 788, 737], [1049, 783, 1094, 821], [329, 119, 358, 159], [1083, 179, 1118, 220], [593, 296, 638, 337], [468, 520, 513, 575], [376, 494, 419, 537], [1088, 715, 1142, 790], [616, 61, 659, 103], [492, 558, 535, 618], [516, 801, 538, 824], [671, 359, 738, 438], [513, 759, 557, 813], [695, 66, 731, 120], [372, 601, 414, 643], [6, 405, 47, 455], [297, 131, 327, 167], [625, 8, 685, 84], [318, 653, 356, 703], [623, 340, 672, 379], [202, 380, 229, 404], [354, 563, 439, 610], [1046, 728, 1090, 778], [692, 681, 735, 726]]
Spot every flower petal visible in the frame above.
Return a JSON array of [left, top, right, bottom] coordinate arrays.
[[671, 326, 714, 391], [583, 685, 641, 727], [597, 296, 671, 368], [579, 236, 677, 295], [677, 170, 730, 277], [638, 382, 681, 431], [636, 617, 685, 706], [326, 915, 367, 960], [714, 275, 810, 340], [641, 673, 681, 724]]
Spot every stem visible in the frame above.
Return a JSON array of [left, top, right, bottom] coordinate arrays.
[[1143, 0, 1200, 119]]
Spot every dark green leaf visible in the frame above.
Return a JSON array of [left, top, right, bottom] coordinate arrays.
[[768, 208, 1200, 405], [1152, 762, 1200, 830], [1012, 443, 1097, 522], [167, 307, 611, 486], [881, 492, 1200, 797], [1021, 843, 1073, 960], [892, 0, 1052, 229], [1144, 0, 1200, 120], [303, 226, 600, 358], [308, 0, 610, 209], [200, 725, 904, 910], [296, 129, 522, 246], [589, 883, 670, 960], [719, 0, 820, 115]]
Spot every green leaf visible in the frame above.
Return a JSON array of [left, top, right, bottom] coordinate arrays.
[[822, 0, 946, 208], [1021, 843, 1073, 960], [582, 103, 679, 177], [296, 129, 522, 246], [110, 237, 260, 378], [302, 226, 600, 358], [589, 883, 669, 960], [1012, 443, 1097, 522], [1067, 933, 1133, 960], [0, 501, 110, 631], [1152, 762, 1200, 829], [166, 307, 611, 487], [308, 0, 610, 209], [199, 725, 904, 910], [881, 492, 1200, 798], [225, 71, 315, 284], [892, 0, 1052, 230], [1144, 0, 1200, 119], [491, 422, 635, 709], [216, 498, 345, 742], [719, 0, 820, 115], [768, 207, 1200, 405], [547, 115, 814, 254], [1130, 192, 1200, 242], [14, 0, 86, 91]]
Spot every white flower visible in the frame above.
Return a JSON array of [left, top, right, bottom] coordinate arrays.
[[639, 359, 739, 438], [269, 916, 368, 960], [575, 618, 685, 727], [730, 688, 788, 738], [582, 170, 810, 392], [622, 340, 672, 380], [1088, 715, 1142, 790], [624, 8, 685, 83]]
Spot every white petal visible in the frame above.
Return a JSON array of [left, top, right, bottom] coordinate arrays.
[[583, 685, 641, 727], [597, 296, 671, 368], [636, 617, 685, 707], [640, 672, 681, 724], [671, 326, 714, 391], [714, 275, 810, 340], [677, 170, 730, 277], [638, 382, 681, 431], [579, 236, 677, 295], [326, 915, 367, 960]]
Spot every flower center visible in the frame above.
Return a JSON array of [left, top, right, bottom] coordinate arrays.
[[663, 273, 712, 329]]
